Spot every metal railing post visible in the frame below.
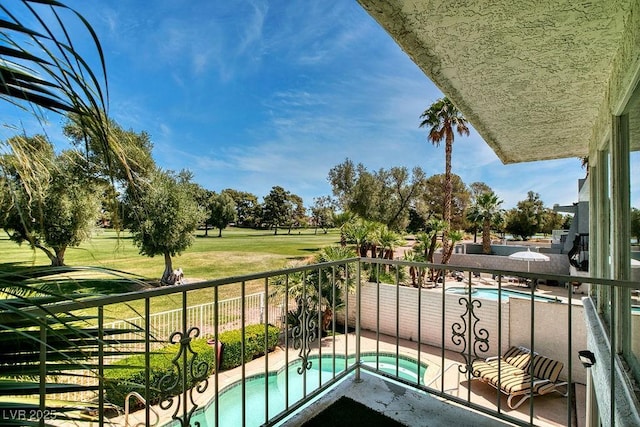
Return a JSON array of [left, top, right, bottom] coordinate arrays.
[[355, 259, 362, 382]]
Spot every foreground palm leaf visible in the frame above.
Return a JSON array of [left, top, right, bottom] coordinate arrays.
[[0, 1, 107, 115], [0, 267, 152, 423]]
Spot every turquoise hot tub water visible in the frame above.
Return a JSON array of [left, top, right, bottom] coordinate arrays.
[[186, 353, 427, 427], [446, 287, 561, 302]]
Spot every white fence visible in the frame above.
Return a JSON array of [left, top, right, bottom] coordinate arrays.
[[104, 292, 279, 351], [50, 292, 283, 402]]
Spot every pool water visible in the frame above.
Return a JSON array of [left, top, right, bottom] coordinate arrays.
[[446, 287, 561, 302], [188, 353, 426, 427]]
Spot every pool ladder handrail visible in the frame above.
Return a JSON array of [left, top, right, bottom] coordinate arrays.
[[124, 391, 160, 427]]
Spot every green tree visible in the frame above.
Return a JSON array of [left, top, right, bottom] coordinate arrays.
[[0, 135, 101, 266], [466, 182, 493, 241], [64, 116, 157, 231], [209, 192, 237, 237], [505, 191, 545, 240], [419, 97, 470, 263], [631, 207, 640, 243], [328, 160, 426, 231], [287, 193, 307, 233], [311, 196, 335, 234], [222, 189, 259, 227], [380, 166, 426, 231], [328, 158, 357, 211], [262, 186, 292, 235], [64, 115, 155, 182], [418, 173, 470, 231], [467, 191, 503, 254], [541, 208, 566, 236], [125, 169, 206, 284], [1, 1, 109, 152], [414, 218, 447, 263]]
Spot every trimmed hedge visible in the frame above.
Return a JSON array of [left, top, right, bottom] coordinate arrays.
[[103, 324, 280, 408], [104, 338, 214, 408], [218, 324, 280, 370]]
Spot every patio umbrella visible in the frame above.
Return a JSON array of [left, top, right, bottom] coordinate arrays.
[[508, 247, 550, 272]]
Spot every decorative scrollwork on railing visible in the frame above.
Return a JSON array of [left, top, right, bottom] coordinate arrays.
[[451, 296, 489, 380], [158, 326, 210, 427], [292, 296, 317, 374]]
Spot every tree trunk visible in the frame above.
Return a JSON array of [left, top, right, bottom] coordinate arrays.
[[161, 252, 174, 285], [54, 247, 66, 267], [442, 135, 453, 263], [204, 224, 209, 237], [482, 218, 491, 254], [218, 228, 223, 237], [427, 233, 438, 263], [34, 242, 63, 266]]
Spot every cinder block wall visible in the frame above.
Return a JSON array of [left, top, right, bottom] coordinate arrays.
[[340, 283, 586, 383], [342, 283, 510, 358]]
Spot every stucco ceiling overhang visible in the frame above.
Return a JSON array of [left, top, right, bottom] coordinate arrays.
[[357, 0, 632, 164]]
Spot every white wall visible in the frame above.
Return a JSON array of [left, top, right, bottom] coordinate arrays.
[[342, 283, 586, 383], [509, 298, 587, 384]]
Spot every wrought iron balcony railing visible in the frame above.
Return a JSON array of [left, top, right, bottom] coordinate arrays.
[[2, 258, 637, 426]]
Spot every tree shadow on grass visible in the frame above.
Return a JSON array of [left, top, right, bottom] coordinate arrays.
[[0, 264, 150, 297]]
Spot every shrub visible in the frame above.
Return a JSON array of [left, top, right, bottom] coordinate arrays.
[[104, 338, 214, 408], [218, 324, 280, 370]]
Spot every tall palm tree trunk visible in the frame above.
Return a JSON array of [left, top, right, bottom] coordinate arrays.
[[442, 136, 453, 262], [482, 218, 492, 254]]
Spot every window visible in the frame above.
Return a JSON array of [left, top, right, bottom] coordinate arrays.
[[624, 80, 640, 383]]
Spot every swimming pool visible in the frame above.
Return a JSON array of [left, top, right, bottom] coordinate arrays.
[[446, 287, 561, 302], [186, 353, 427, 427]]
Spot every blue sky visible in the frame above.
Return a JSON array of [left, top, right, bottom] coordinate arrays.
[[1, 0, 589, 210]]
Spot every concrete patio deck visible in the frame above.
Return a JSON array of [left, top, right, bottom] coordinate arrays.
[[120, 329, 585, 426]]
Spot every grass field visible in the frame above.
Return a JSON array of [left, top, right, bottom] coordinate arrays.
[[1, 227, 342, 318]]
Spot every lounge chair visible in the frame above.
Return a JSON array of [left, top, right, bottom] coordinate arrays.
[[471, 346, 568, 409]]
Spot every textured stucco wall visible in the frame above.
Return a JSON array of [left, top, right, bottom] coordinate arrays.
[[590, 0, 640, 156], [357, 0, 635, 163]]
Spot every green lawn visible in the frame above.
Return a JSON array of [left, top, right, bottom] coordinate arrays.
[[0, 227, 341, 318]]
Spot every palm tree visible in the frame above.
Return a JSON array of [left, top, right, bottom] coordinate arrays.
[[402, 249, 426, 287], [376, 225, 403, 260], [270, 246, 356, 333], [467, 191, 503, 254], [343, 218, 377, 257], [419, 97, 469, 263], [332, 211, 355, 247]]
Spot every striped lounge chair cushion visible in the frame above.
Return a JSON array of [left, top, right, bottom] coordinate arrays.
[[502, 346, 532, 370], [531, 355, 564, 382], [472, 359, 532, 393]]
